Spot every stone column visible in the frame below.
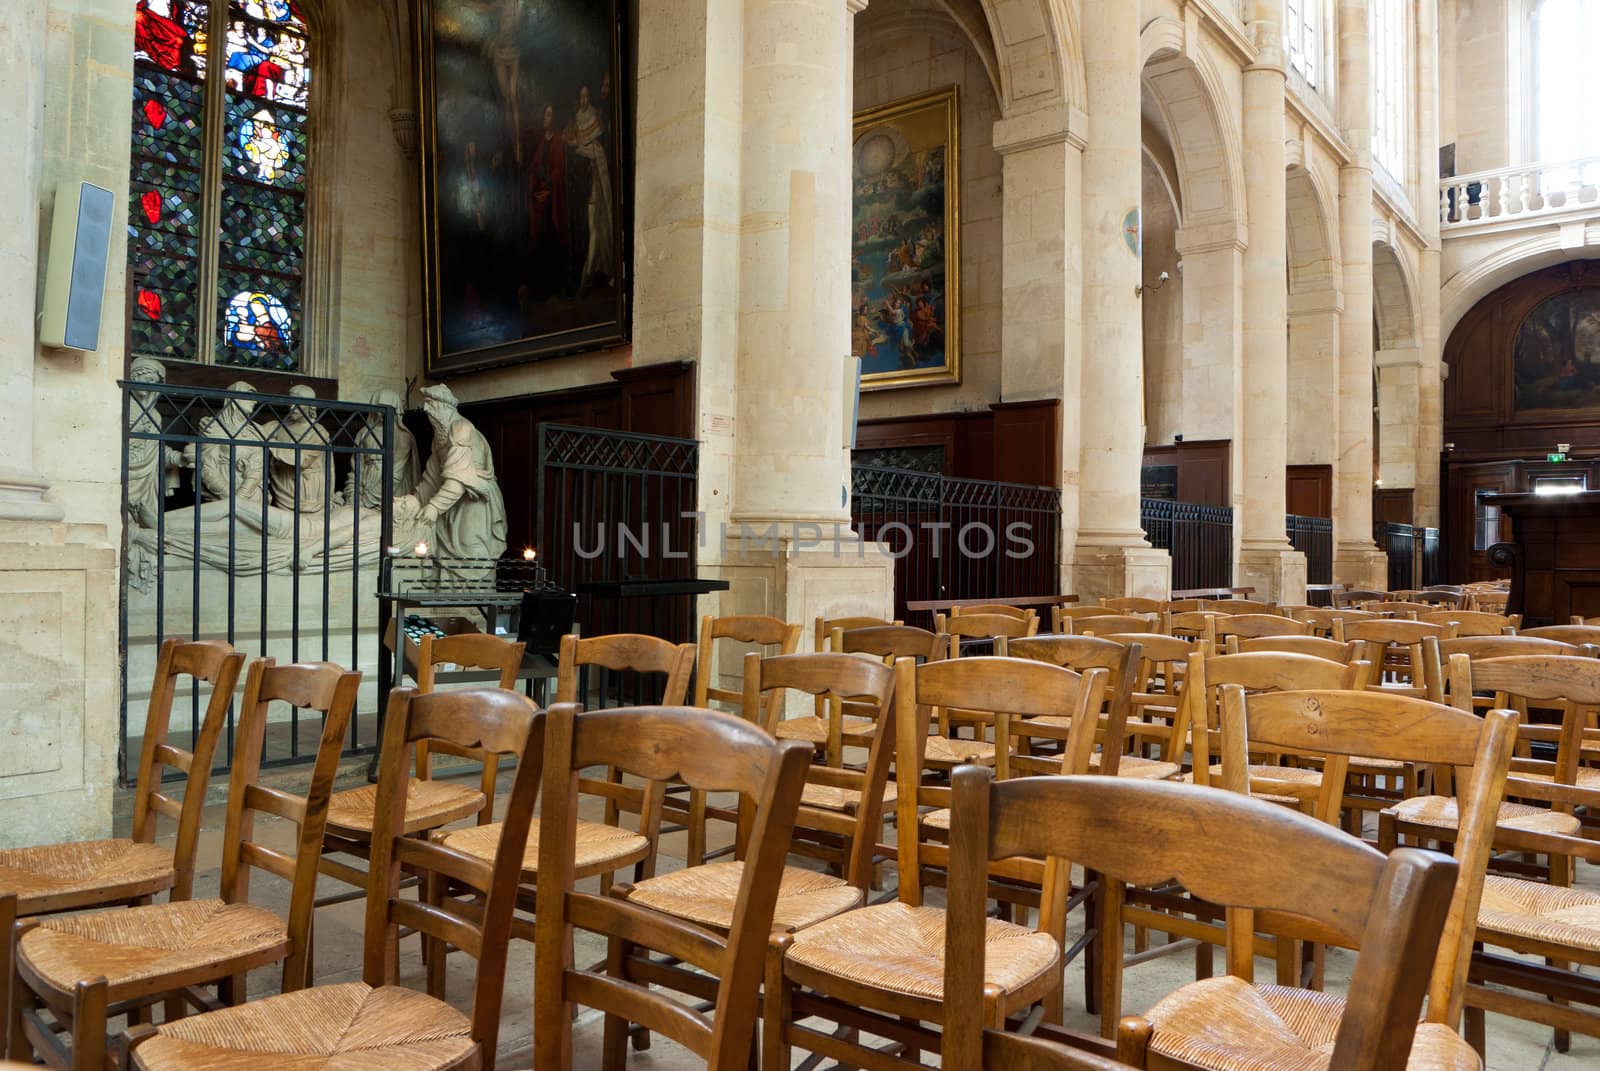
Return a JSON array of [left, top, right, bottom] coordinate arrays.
[[1071, 0, 1170, 600], [709, 0, 894, 642], [1415, 0, 1444, 527], [0, 0, 62, 523], [1237, 0, 1306, 603], [1333, 0, 1388, 588], [994, 104, 1086, 593], [1376, 346, 1423, 491]]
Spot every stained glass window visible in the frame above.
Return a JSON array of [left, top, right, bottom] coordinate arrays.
[[127, 0, 311, 370]]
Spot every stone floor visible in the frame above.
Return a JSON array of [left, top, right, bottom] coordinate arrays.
[[102, 765, 1598, 1070]]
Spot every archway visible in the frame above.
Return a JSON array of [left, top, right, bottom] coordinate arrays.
[[1285, 163, 1340, 474], [1372, 241, 1423, 504]]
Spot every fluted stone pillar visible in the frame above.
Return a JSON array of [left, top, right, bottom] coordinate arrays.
[[1238, 0, 1306, 603], [1071, 0, 1170, 600], [1333, 0, 1389, 588], [704, 0, 893, 644]]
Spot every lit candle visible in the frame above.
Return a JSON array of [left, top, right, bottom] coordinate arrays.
[[413, 540, 430, 557], [523, 547, 537, 561]]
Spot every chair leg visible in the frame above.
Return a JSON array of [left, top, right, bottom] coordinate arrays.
[[1098, 883, 1125, 1039], [688, 789, 707, 868], [0, 895, 15, 1061], [762, 937, 792, 1071], [72, 978, 108, 1071], [601, 936, 632, 1071], [1464, 1003, 1487, 1058]]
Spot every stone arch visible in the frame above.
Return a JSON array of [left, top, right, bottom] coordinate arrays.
[[1139, 20, 1245, 229], [1143, 147, 1183, 445], [1285, 164, 1340, 468], [1287, 165, 1338, 300], [1373, 240, 1420, 350], [1441, 234, 1600, 343]]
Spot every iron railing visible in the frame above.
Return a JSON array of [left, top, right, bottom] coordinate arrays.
[[1287, 514, 1334, 601], [536, 424, 700, 645], [1141, 499, 1233, 591], [850, 465, 1060, 628], [120, 380, 394, 781], [1375, 522, 1443, 591]]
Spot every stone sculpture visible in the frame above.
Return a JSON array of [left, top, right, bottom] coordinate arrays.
[[415, 383, 507, 571]]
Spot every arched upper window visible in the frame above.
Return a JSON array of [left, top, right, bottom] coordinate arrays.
[[129, 0, 311, 371], [1285, 0, 1321, 87], [1531, 0, 1600, 175], [1371, 0, 1411, 182]]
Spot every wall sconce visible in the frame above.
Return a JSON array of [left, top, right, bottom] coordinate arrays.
[[1136, 270, 1170, 299]]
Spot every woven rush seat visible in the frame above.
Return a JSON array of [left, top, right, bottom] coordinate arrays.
[[1476, 874, 1600, 954], [0, 839, 174, 913], [624, 860, 862, 932], [1088, 754, 1181, 779], [783, 901, 1057, 1002], [129, 981, 474, 1071], [799, 780, 896, 814], [1145, 976, 1480, 1071], [774, 716, 878, 745], [923, 736, 996, 766], [19, 899, 287, 998], [1387, 795, 1582, 837], [441, 818, 648, 879], [325, 778, 487, 837]]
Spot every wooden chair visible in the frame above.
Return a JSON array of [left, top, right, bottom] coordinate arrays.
[[1520, 623, 1600, 646], [0, 640, 242, 921], [1417, 610, 1518, 636], [1361, 600, 1434, 618], [1165, 611, 1219, 652], [1224, 634, 1360, 661], [11, 660, 359, 1071], [605, 655, 899, 1051], [1402, 589, 1469, 608], [1094, 633, 1202, 768], [815, 614, 896, 652], [943, 770, 1461, 1071], [937, 611, 1040, 654], [1102, 596, 1164, 614], [1340, 618, 1454, 698], [978, 1031, 1133, 1070], [951, 604, 1038, 622], [1071, 613, 1159, 638], [691, 613, 801, 864], [1212, 613, 1311, 645], [1287, 606, 1381, 637], [835, 623, 947, 665], [1333, 588, 1388, 608], [763, 656, 1105, 1069], [1004, 635, 1161, 778], [1052, 605, 1122, 633], [1121, 684, 1513, 1069], [1208, 599, 1277, 615], [123, 687, 543, 1071], [533, 704, 812, 1071], [319, 632, 524, 907]]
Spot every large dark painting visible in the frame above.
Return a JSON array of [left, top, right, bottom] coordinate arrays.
[[418, 0, 629, 376], [1514, 289, 1600, 411], [851, 87, 960, 390]]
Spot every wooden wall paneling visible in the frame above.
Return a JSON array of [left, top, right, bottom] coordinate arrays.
[[990, 400, 1059, 486], [1373, 488, 1415, 525], [1285, 464, 1333, 517], [1142, 440, 1231, 507]]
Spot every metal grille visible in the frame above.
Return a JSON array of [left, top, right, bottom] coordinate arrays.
[[851, 465, 1061, 627], [1141, 499, 1233, 591], [1375, 522, 1443, 590], [1287, 514, 1334, 601], [536, 424, 700, 644], [120, 380, 393, 781]]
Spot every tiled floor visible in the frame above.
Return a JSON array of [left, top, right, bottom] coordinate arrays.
[[94, 763, 1599, 1070]]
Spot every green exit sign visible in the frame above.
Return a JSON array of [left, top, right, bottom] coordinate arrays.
[[1549, 452, 1570, 463]]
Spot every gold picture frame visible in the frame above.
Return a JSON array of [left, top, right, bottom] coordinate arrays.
[[852, 86, 961, 391]]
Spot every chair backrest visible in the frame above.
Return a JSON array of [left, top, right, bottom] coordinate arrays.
[[1094, 633, 1202, 762], [951, 604, 1036, 621], [893, 656, 1108, 903], [1072, 613, 1158, 638], [937, 611, 1040, 645], [1519, 623, 1600, 646], [1434, 634, 1580, 661], [836, 623, 946, 663], [815, 615, 896, 651], [416, 631, 527, 823], [696, 613, 802, 719], [364, 687, 543, 1071], [1333, 588, 1388, 608], [1361, 600, 1434, 617], [1222, 688, 1518, 1026], [943, 769, 1459, 1071], [1165, 611, 1219, 651], [1051, 604, 1120, 632], [1444, 653, 1600, 792], [1403, 589, 1468, 607], [1102, 596, 1163, 614], [1004, 635, 1140, 774], [223, 659, 361, 991], [555, 632, 697, 707], [533, 706, 811, 1071], [1287, 606, 1380, 637], [1212, 613, 1311, 640], [1213, 599, 1276, 615], [1225, 635, 1358, 662], [1417, 610, 1516, 636], [130, 639, 246, 899], [745, 652, 897, 888], [1182, 651, 1364, 783]]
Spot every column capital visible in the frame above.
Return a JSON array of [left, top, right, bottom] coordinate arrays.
[[1175, 220, 1248, 256], [991, 102, 1088, 155]]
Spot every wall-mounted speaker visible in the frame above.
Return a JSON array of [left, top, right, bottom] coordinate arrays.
[[39, 180, 114, 352]]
